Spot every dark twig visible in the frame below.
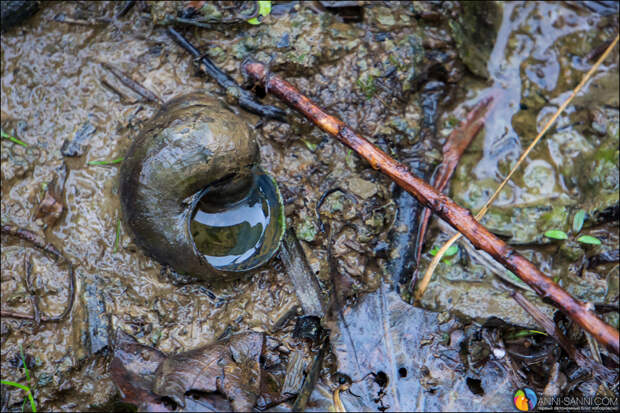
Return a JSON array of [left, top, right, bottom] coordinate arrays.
[[292, 335, 329, 412], [101, 78, 138, 104], [116, 0, 136, 18], [242, 59, 620, 355], [163, 15, 214, 29], [100, 62, 163, 104], [52, 14, 109, 27], [1, 224, 76, 323], [24, 254, 41, 326], [166, 27, 287, 121]]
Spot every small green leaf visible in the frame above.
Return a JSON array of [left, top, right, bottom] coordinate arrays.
[[301, 139, 317, 152], [572, 209, 585, 233], [577, 235, 601, 245], [87, 157, 124, 165], [430, 245, 458, 261], [506, 329, 547, 340], [1, 130, 28, 147], [544, 230, 568, 240], [247, 1, 271, 25]]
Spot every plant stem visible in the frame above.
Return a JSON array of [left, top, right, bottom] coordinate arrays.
[[87, 157, 124, 165], [1, 130, 28, 147], [242, 59, 620, 355]]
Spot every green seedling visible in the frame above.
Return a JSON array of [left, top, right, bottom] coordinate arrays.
[[572, 209, 585, 233], [87, 157, 124, 166], [505, 329, 547, 340], [429, 245, 459, 265], [543, 226, 602, 246], [1, 130, 28, 147], [576, 235, 602, 245], [247, 1, 271, 25], [430, 244, 459, 257], [544, 230, 568, 240], [1, 345, 37, 412]]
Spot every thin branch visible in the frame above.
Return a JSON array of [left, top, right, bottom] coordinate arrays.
[[414, 96, 495, 274], [1, 225, 76, 323], [99, 62, 163, 104], [166, 27, 287, 121], [242, 58, 620, 354], [416, 34, 620, 302]]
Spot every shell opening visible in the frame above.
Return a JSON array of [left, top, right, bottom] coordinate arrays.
[[188, 168, 285, 272]]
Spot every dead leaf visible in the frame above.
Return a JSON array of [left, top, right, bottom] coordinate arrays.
[[329, 285, 515, 411], [35, 162, 67, 226], [152, 332, 264, 412], [109, 329, 170, 412]]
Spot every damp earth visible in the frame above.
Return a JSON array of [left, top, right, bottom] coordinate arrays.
[[1, 1, 618, 411]]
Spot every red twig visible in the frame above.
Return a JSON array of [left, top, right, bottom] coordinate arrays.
[[415, 96, 495, 268], [242, 60, 620, 355]]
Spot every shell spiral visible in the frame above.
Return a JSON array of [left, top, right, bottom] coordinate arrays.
[[119, 92, 282, 281]]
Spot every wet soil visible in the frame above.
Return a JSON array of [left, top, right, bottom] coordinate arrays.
[[1, 1, 618, 411]]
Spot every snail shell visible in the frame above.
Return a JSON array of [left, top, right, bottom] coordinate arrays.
[[119, 92, 284, 281]]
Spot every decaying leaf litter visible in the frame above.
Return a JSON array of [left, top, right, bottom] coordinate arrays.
[[1, 1, 618, 411]]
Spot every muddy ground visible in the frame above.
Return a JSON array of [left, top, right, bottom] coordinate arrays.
[[1, 1, 618, 411]]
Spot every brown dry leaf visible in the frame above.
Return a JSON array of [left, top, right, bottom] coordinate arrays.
[[35, 162, 67, 226], [109, 329, 170, 412], [152, 332, 264, 412]]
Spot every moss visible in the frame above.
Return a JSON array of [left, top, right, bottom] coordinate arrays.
[[296, 218, 317, 242]]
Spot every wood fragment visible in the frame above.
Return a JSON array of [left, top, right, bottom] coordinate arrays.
[[292, 336, 329, 412], [100, 61, 163, 104], [52, 14, 109, 27], [280, 229, 326, 318], [242, 60, 620, 355], [101, 78, 138, 104]]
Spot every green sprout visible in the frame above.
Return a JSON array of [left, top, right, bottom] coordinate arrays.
[[247, 1, 271, 25], [572, 209, 585, 233], [301, 139, 317, 152], [1, 130, 29, 147], [356, 74, 376, 99], [576, 235, 602, 245], [505, 329, 548, 340], [430, 244, 459, 257], [1, 345, 37, 412], [87, 157, 124, 166]]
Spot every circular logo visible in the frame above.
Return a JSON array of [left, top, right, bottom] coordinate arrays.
[[513, 388, 538, 411]]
